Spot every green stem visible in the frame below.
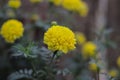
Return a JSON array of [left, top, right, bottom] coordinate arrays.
[[28, 57, 36, 72], [31, 60, 36, 72], [50, 50, 58, 65]]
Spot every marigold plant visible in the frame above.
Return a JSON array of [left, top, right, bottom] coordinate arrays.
[[8, 0, 21, 9], [81, 41, 97, 59], [50, 0, 88, 17], [0, 19, 24, 43], [109, 69, 118, 78], [62, 0, 81, 11], [44, 25, 76, 53], [78, 1, 88, 17]]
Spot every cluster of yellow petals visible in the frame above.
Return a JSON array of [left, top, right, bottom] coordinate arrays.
[[50, 0, 88, 17], [8, 0, 21, 9], [0, 19, 24, 43], [81, 42, 97, 59], [78, 1, 88, 17], [62, 0, 81, 11], [44, 25, 76, 53]]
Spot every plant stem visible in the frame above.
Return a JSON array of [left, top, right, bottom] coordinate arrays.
[[96, 69, 99, 80], [28, 57, 36, 72], [50, 50, 58, 65], [98, 70, 99, 80], [31, 60, 36, 72]]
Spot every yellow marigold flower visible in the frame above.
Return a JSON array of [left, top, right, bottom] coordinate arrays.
[[78, 1, 88, 17], [30, 0, 43, 4], [44, 25, 76, 53], [0, 19, 24, 43], [89, 63, 98, 72], [82, 42, 97, 59], [75, 32, 86, 45], [8, 0, 21, 9], [51, 0, 88, 17], [62, 0, 81, 11], [117, 56, 120, 67], [109, 69, 118, 77]]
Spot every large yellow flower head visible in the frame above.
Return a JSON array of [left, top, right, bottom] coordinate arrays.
[[44, 25, 76, 53], [0, 19, 24, 43], [82, 41, 97, 59], [75, 32, 86, 45], [30, 0, 43, 4], [8, 0, 21, 9]]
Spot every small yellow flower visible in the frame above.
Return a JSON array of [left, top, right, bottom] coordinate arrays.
[[78, 1, 88, 17], [30, 0, 43, 4], [89, 63, 98, 72], [44, 25, 76, 53], [0, 19, 24, 43], [109, 69, 118, 77], [8, 0, 21, 9], [117, 56, 120, 67], [81, 42, 97, 59], [75, 32, 86, 45]]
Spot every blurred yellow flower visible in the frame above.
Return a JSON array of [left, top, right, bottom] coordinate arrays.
[[109, 69, 118, 77], [44, 25, 76, 53], [8, 0, 21, 9], [75, 32, 86, 45], [62, 0, 81, 11], [89, 63, 98, 72], [51, 0, 88, 17], [117, 56, 120, 67], [78, 1, 88, 17], [82, 42, 97, 59], [30, 0, 43, 4], [0, 19, 24, 43]]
